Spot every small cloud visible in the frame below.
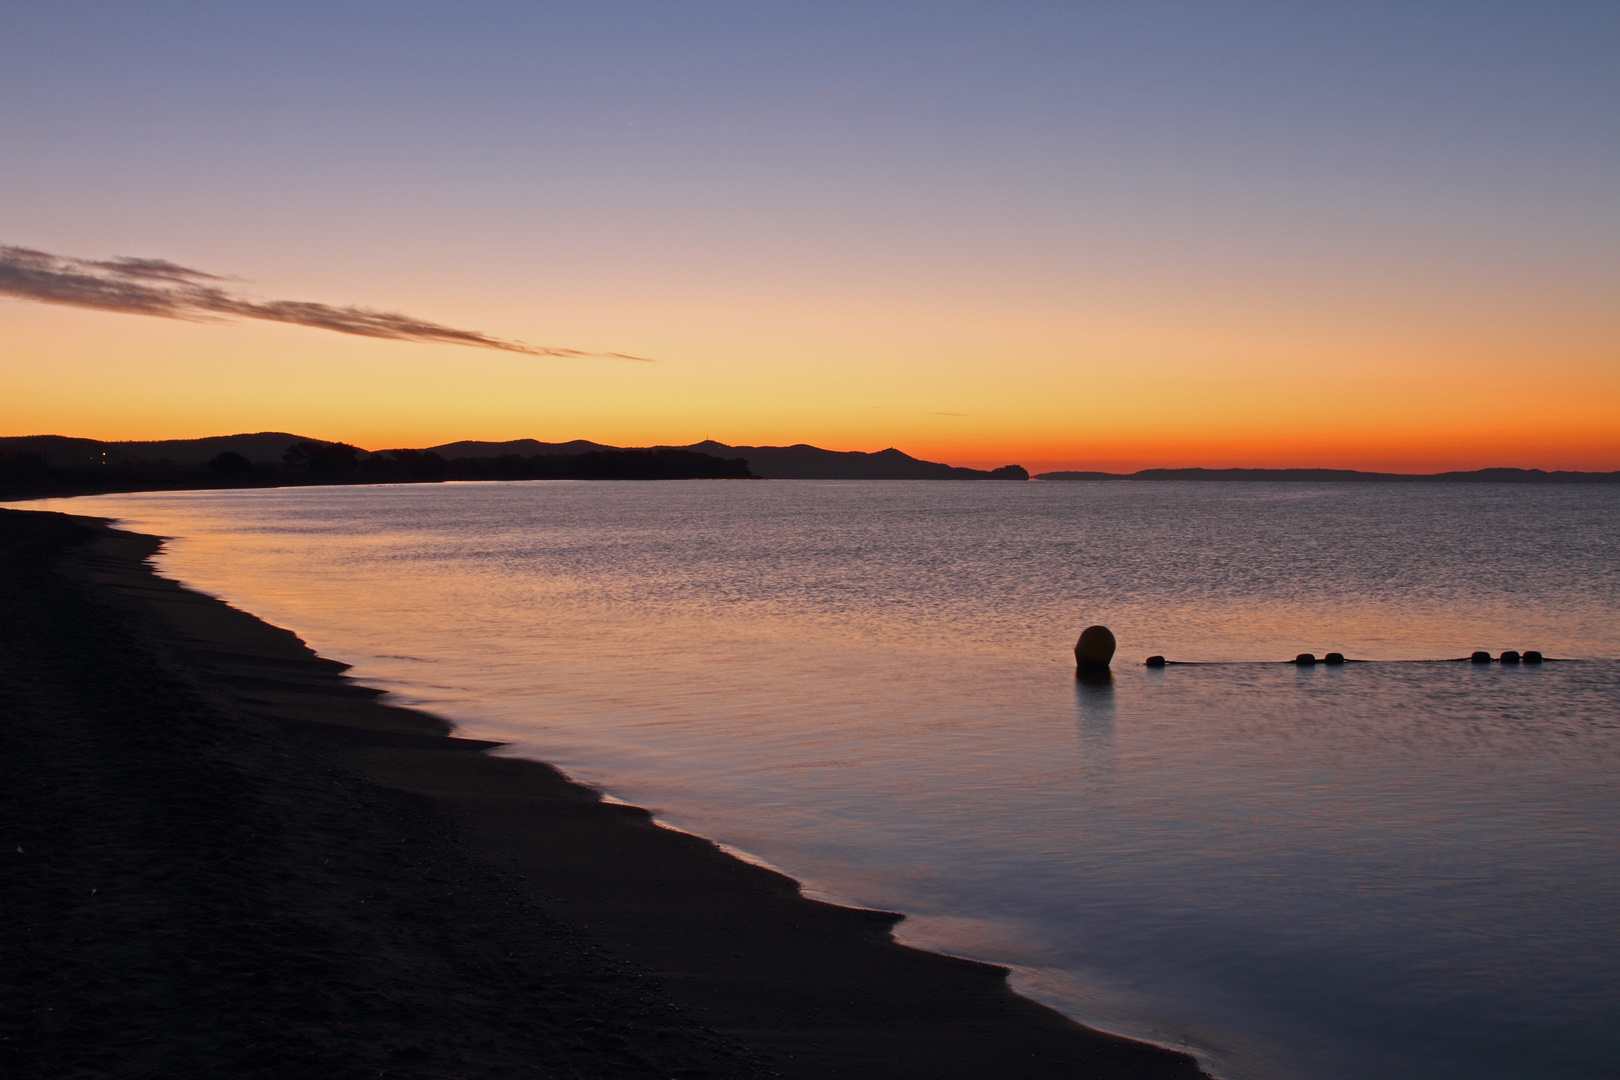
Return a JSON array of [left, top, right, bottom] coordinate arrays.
[[0, 244, 650, 360]]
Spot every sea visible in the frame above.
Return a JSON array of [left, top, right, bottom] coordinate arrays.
[[28, 480, 1620, 1080]]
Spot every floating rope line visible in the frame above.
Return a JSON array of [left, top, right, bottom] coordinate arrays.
[[1074, 625, 1576, 675], [1140, 651, 1572, 667]]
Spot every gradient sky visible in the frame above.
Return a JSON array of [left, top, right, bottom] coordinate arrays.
[[2, 2, 1617, 472]]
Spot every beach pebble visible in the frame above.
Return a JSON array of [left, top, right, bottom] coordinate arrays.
[[1074, 625, 1116, 667], [1145, 655, 1166, 668], [1294, 653, 1316, 666], [1471, 651, 1493, 663]]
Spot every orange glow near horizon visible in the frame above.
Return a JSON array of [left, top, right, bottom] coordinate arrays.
[[4, 287, 1619, 475]]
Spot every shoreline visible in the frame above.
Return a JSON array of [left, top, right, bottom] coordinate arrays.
[[1, 506, 1205, 1079]]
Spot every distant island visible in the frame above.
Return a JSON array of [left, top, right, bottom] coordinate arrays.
[[1036, 466, 1620, 483], [0, 433, 1028, 500]]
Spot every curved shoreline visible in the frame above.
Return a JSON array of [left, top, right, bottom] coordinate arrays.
[[1, 506, 1205, 1079]]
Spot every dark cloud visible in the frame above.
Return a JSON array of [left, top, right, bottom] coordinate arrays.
[[0, 245, 650, 360]]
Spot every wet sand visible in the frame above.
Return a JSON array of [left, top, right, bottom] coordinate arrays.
[[0, 507, 1205, 1079]]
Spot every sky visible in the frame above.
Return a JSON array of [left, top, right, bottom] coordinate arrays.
[[2, 2, 1617, 472]]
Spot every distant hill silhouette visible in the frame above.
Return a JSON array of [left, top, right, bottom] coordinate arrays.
[[427, 439, 1027, 480], [426, 438, 618, 459], [682, 442, 1028, 480], [392, 448, 753, 482], [0, 434, 751, 498], [1035, 467, 1620, 483], [0, 432, 315, 470], [8, 433, 1615, 501], [0, 432, 1028, 484]]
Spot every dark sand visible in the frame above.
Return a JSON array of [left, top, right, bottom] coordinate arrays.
[[0, 507, 1205, 1079]]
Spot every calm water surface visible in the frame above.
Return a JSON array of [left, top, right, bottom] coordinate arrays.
[[37, 482, 1620, 1080]]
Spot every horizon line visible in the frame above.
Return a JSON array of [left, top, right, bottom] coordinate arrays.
[[2, 431, 1617, 478]]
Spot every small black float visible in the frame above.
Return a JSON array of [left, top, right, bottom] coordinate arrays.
[[1324, 652, 1345, 665], [1145, 655, 1167, 668], [1470, 651, 1493, 663], [1295, 653, 1317, 666], [1523, 650, 1544, 664], [1500, 650, 1521, 664]]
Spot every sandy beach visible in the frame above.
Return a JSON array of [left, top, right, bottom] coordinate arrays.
[[0, 506, 1204, 1079]]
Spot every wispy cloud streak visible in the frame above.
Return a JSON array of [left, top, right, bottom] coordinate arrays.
[[0, 245, 650, 360]]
